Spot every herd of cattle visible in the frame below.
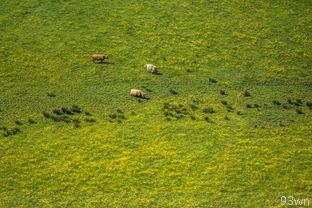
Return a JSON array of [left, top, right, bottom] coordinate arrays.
[[92, 54, 158, 99]]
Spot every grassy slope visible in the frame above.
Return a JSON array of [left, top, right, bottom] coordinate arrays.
[[0, 0, 311, 207]]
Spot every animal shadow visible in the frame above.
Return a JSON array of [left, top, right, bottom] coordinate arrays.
[[135, 96, 150, 101], [95, 62, 115, 65], [153, 72, 162, 75]]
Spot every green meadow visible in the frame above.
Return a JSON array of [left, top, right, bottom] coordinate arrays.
[[0, 0, 311, 207]]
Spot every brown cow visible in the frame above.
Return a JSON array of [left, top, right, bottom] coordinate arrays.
[[92, 54, 109, 63]]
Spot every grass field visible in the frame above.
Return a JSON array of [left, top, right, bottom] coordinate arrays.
[[0, 0, 311, 207]]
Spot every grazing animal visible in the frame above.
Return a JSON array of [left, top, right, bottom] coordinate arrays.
[[92, 54, 109, 63], [144, 64, 158, 74], [130, 89, 145, 98]]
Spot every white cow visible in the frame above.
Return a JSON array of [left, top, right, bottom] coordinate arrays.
[[144, 64, 158, 74], [130, 89, 146, 98]]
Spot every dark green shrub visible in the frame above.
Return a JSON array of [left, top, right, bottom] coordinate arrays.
[[293, 99, 303, 106], [282, 105, 291, 110], [47, 93, 56, 97], [186, 69, 193, 73], [163, 111, 174, 117], [192, 99, 200, 104], [220, 90, 227, 95], [164, 102, 170, 108], [86, 118, 96, 122], [50, 115, 61, 122], [163, 111, 169, 116], [226, 105, 234, 112], [117, 109, 123, 114], [225, 116, 230, 120], [209, 78, 217, 83], [6, 130, 12, 136], [243, 91, 251, 97], [273, 100, 281, 105], [295, 99, 303, 105], [53, 109, 64, 115], [165, 103, 174, 111], [246, 104, 253, 108], [203, 107, 215, 114], [162, 102, 189, 120], [74, 123, 81, 128], [163, 104, 170, 111], [13, 128, 20, 134], [236, 111, 242, 115], [180, 107, 188, 114], [189, 104, 198, 110], [52, 115, 71, 123], [28, 119, 36, 124], [62, 107, 74, 115], [109, 114, 117, 119], [61, 107, 73, 115], [296, 109, 304, 114], [131, 111, 136, 115], [190, 115, 196, 120], [307, 101, 312, 109], [287, 98, 294, 104], [204, 116, 211, 122], [72, 119, 80, 123], [85, 112, 92, 116], [169, 89, 178, 95], [71, 105, 82, 113], [43, 111, 52, 118], [176, 114, 184, 119], [167, 112, 174, 117], [254, 104, 260, 108], [119, 114, 125, 120], [15, 120, 23, 125], [6, 128, 20, 136], [62, 116, 71, 123], [221, 100, 228, 105]]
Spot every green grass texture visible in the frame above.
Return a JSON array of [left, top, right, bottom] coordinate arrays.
[[0, 0, 311, 207]]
